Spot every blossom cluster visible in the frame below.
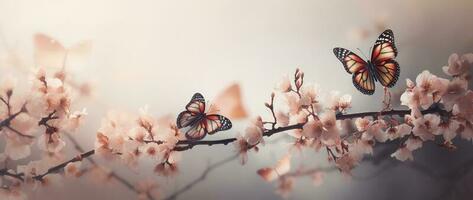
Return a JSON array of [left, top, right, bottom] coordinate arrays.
[[253, 53, 473, 197], [0, 68, 87, 199]]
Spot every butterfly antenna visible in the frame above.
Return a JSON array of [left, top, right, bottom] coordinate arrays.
[[356, 48, 369, 61]]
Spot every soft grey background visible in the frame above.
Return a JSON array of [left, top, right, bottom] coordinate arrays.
[[0, 0, 472, 199]]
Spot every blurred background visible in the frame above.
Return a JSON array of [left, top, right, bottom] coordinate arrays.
[[0, 0, 472, 199]]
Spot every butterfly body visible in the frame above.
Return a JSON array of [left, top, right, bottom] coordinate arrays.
[[176, 93, 232, 140], [333, 29, 400, 95]]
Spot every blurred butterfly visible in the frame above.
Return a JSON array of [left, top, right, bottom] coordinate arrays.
[[333, 29, 400, 95], [208, 83, 248, 120], [34, 33, 92, 69], [176, 93, 232, 140]]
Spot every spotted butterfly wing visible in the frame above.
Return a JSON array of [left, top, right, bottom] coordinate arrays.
[[333, 47, 375, 95], [371, 29, 400, 88], [176, 93, 232, 140], [205, 114, 232, 135]]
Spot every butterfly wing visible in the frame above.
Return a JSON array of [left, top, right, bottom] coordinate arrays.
[[333, 48, 375, 95], [176, 111, 197, 128], [352, 68, 376, 95], [177, 93, 205, 129], [371, 29, 400, 88], [186, 93, 205, 113], [373, 60, 400, 88], [185, 120, 208, 140], [204, 114, 232, 135], [34, 33, 66, 69], [333, 47, 368, 74]]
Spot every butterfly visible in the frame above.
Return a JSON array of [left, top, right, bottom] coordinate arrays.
[[333, 29, 400, 95], [34, 33, 92, 69], [176, 93, 232, 140]]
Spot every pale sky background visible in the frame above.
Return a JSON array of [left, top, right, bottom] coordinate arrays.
[[0, 0, 472, 199]]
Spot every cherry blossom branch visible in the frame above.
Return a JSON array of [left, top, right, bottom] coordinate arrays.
[[173, 105, 449, 151], [0, 104, 450, 185], [0, 103, 33, 138], [163, 154, 239, 200], [64, 134, 156, 200]]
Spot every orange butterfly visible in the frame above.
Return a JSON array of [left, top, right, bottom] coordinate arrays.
[[333, 29, 400, 95]]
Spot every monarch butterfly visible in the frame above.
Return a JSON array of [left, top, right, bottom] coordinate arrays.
[[176, 93, 232, 140], [333, 29, 400, 95]]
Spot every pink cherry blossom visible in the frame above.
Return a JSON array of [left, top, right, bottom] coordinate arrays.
[[37, 133, 66, 153], [442, 53, 473, 77], [327, 91, 352, 112], [301, 119, 323, 139], [412, 114, 441, 141], [439, 119, 460, 142], [391, 147, 413, 161], [275, 75, 292, 93], [65, 161, 82, 178], [457, 91, 473, 122], [442, 78, 468, 109], [415, 70, 449, 108], [276, 111, 290, 127], [386, 124, 412, 140], [335, 154, 357, 174], [405, 136, 423, 151]]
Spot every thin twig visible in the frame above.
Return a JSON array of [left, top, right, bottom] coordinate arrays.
[[163, 154, 239, 200]]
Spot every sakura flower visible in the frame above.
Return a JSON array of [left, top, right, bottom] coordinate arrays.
[[365, 120, 388, 142], [386, 123, 412, 140], [276, 75, 292, 93], [142, 142, 160, 158], [457, 91, 473, 122], [439, 118, 460, 142], [276, 111, 290, 127], [284, 92, 302, 115], [351, 138, 374, 156], [37, 133, 66, 153], [335, 154, 357, 174], [320, 111, 340, 146], [400, 83, 422, 117], [391, 147, 413, 161], [299, 83, 320, 109], [326, 91, 352, 112], [63, 108, 87, 132], [405, 136, 423, 151], [154, 158, 179, 177], [234, 134, 250, 164], [442, 53, 473, 77], [412, 114, 441, 141], [415, 70, 449, 108], [1, 75, 17, 96], [257, 154, 291, 182], [441, 78, 468, 109], [355, 117, 370, 132], [65, 161, 82, 178], [301, 119, 323, 139], [244, 117, 264, 146]]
